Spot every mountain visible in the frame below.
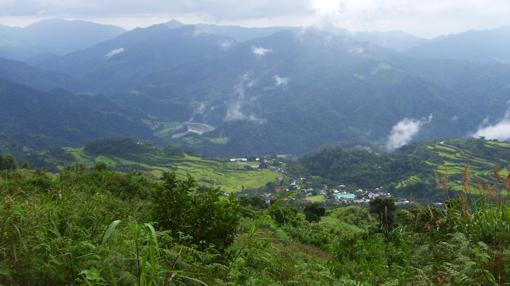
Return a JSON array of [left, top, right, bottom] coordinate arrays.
[[406, 26, 510, 63], [194, 23, 291, 42], [0, 19, 125, 60], [34, 23, 232, 94], [354, 31, 425, 51], [0, 57, 76, 91], [32, 23, 510, 156], [0, 79, 153, 150]]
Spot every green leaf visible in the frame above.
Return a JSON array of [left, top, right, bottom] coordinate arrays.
[[102, 220, 121, 245]]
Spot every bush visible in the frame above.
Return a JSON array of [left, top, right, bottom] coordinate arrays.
[[304, 203, 326, 222], [152, 172, 240, 251]]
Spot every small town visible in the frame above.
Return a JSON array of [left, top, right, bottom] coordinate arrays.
[[233, 155, 413, 207]]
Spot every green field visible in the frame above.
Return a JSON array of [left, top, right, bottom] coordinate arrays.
[[40, 141, 280, 193], [411, 139, 510, 194], [305, 195, 326, 203]]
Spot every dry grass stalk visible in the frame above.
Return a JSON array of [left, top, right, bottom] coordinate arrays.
[[463, 165, 472, 194], [493, 163, 501, 184]]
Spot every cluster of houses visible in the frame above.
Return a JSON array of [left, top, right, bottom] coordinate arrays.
[[234, 156, 414, 207], [292, 180, 414, 206]]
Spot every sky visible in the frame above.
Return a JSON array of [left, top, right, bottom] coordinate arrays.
[[1, 0, 510, 38]]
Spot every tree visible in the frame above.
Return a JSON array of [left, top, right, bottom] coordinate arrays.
[[0, 155, 17, 170], [269, 204, 298, 225], [304, 203, 326, 222], [152, 172, 240, 250], [369, 198, 396, 232]]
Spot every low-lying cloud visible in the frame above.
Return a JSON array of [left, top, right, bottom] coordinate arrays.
[[473, 111, 510, 141], [105, 47, 124, 58], [386, 114, 433, 151], [225, 74, 265, 123], [252, 46, 272, 57], [274, 75, 290, 87]]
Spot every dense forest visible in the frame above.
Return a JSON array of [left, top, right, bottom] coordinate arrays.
[[1, 155, 509, 285]]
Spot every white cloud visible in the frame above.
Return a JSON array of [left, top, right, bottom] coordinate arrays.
[[310, 0, 343, 17], [274, 75, 290, 87], [305, 0, 510, 37], [1, 0, 510, 37], [225, 74, 265, 123], [386, 114, 433, 151], [252, 46, 272, 57], [105, 47, 124, 58], [473, 111, 510, 141]]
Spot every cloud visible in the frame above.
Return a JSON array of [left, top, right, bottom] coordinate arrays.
[[225, 74, 265, 123], [386, 114, 433, 151], [274, 75, 290, 87], [310, 0, 343, 17], [105, 47, 124, 58], [473, 111, 510, 141], [252, 46, 272, 57], [1, 0, 510, 37], [0, 0, 310, 20]]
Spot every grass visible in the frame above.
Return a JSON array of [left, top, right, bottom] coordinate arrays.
[[153, 122, 183, 138], [396, 176, 422, 189], [44, 147, 279, 193], [305, 195, 326, 203]]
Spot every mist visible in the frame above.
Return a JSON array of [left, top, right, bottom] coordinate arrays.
[[386, 114, 433, 151], [473, 111, 510, 141]]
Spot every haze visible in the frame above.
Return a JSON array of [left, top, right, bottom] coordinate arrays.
[[1, 0, 510, 38]]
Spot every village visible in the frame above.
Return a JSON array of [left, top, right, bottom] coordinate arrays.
[[230, 156, 413, 207]]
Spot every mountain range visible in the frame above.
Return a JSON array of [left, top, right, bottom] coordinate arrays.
[[0, 19, 125, 60], [1, 19, 510, 156]]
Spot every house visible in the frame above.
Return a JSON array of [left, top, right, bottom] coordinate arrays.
[[335, 192, 356, 201]]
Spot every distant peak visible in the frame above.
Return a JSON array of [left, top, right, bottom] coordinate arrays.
[[165, 19, 184, 29], [27, 18, 125, 31]]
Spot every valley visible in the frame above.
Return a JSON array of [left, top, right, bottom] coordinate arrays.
[[1, 14, 510, 285], [2, 20, 510, 156]]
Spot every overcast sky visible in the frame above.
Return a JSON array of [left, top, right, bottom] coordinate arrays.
[[1, 0, 510, 38]]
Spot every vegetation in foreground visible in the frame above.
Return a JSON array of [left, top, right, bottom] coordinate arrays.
[[1, 155, 510, 285]]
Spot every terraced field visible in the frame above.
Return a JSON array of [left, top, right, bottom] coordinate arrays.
[[401, 139, 510, 194], [39, 140, 280, 193]]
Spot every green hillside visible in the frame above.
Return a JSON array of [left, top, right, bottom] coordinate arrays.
[[291, 138, 510, 200], [401, 139, 510, 193], [34, 139, 279, 193]]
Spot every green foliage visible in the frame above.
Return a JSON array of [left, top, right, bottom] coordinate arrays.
[[0, 155, 17, 170], [2, 159, 510, 285], [290, 144, 432, 190], [269, 204, 299, 226], [304, 203, 326, 222], [369, 197, 397, 232], [31, 139, 280, 193], [291, 138, 510, 200], [153, 172, 241, 250]]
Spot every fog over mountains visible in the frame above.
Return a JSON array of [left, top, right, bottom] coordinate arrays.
[[0, 19, 125, 60], [1, 19, 510, 155]]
